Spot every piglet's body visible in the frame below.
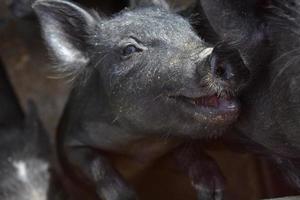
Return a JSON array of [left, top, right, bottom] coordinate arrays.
[[33, 0, 250, 199]]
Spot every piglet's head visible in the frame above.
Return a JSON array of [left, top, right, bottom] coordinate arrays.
[[33, 0, 249, 138]]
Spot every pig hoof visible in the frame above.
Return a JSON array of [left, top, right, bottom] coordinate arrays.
[[193, 171, 225, 200], [196, 186, 224, 200], [112, 193, 138, 200], [98, 183, 138, 200], [99, 192, 138, 200]]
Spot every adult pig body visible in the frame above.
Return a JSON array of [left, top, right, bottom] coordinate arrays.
[[235, 0, 300, 187], [196, 0, 300, 189]]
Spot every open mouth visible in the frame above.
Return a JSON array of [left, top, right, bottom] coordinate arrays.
[[169, 93, 240, 123], [179, 94, 221, 107]]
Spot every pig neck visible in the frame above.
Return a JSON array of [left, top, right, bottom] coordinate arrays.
[[58, 70, 182, 163]]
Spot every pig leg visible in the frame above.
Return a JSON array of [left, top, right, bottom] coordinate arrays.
[[175, 144, 225, 200], [65, 147, 138, 200]]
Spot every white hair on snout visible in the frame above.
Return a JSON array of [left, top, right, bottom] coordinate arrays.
[[0, 159, 50, 200]]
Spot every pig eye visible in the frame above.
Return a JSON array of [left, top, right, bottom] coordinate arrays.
[[122, 44, 141, 57]]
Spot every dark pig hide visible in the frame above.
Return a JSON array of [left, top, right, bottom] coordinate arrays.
[[236, 0, 300, 190], [195, 0, 300, 192]]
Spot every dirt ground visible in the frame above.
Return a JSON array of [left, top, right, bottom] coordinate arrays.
[[0, 1, 299, 199]]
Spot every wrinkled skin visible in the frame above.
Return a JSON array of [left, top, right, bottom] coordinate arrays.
[[0, 59, 65, 200], [33, 0, 249, 199], [196, 0, 300, 192]]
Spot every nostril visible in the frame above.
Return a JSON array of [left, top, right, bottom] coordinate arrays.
[[210, 54, 233, 80], [215, 62, 226, 78]]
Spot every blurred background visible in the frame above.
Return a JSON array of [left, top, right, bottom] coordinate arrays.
[[0, 0, 299, 199]]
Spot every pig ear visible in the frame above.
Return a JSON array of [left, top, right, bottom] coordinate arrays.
[[32, 0, 98, 72], [130, 0, 170, 10]]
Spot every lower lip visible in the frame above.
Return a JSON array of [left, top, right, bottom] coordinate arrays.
[[194, 99, 240, 123], [174, 95, 240, 123]]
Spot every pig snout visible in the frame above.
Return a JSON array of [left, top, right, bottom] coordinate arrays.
[[198, 44, 250, 92]]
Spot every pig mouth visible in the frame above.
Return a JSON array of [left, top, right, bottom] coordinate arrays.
[[169, 93, 240, 124]]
